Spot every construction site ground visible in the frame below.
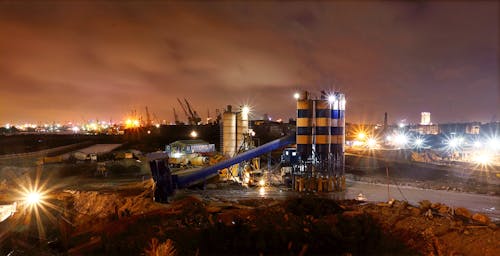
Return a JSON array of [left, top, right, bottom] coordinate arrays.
[[0, 150, 499, 255], [345, 154, 500, 196], [1, 167, 499, 256]]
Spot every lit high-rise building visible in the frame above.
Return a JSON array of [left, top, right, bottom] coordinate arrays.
[[420, 112, 431, 125]]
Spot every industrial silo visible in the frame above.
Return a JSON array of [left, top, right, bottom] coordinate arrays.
[[330, 92, 345, 176], [235, 106, 250, 152], [314, 99, 330, 162], [292, 90, 346, 191], [296, 92, 312, 161], [222, 105, 237, 157]]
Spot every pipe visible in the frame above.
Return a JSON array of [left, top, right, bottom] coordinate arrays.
[[175, 135, 296, 188]]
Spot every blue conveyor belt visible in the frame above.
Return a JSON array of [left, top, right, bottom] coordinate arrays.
[[175, 134, 296, 188]]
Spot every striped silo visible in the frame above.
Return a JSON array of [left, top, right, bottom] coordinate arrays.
[[330, 93, 345, 172], [296, 93, 312, 161], [314, 99, 331, 160]]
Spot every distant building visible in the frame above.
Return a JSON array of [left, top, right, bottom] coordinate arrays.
[[251, 120, 294, 144], [416, 124, 439, 135], [439, 122, 481, 135], [420, 112, 431, 125], [481, 122, 500, 134], [166, 139, 215, 156], [466, 123, 480, 135]]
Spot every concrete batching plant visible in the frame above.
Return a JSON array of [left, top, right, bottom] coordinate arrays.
[[292, 90, 346, 191]]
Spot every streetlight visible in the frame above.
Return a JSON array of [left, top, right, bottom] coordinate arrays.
[[487, 137, 499, 151], [190, 130, 198, 138], [328, 95, 336, 104], [473, 141, 482, 148], [357, 132, 366, 140], [25, 191, 42, 206], [446, 137, 463, 150], [413, 137, 425, 148], [366, 138, 378, 149], [472, 152, 492, 166], [242, 105, 250, 116], [394, 133, 408, 148]]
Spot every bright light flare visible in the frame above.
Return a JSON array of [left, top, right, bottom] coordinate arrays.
[[415, 138, 423, 146], [25, 191, 42, 205], [352, 140, 364, 147], [327, 95, 336, 104], [446, 137, 463, 150], [413, 137, 425, 148], [125, 118, 141, 128], [10, 170, 63, 240], [487, 138, 500, 151], [357, 132, 366, 140], [366, 138, 378, 149], [241, 105, 251, 117], [472, 152, 493, 166], [258, 179, 266, 187], [20, 187, 49, 211], [473, 141, 482, 148], [394, 134, 408, 147], [293, 92, 300, 100], [190, 130, 198, 138], [258, 187, 267, 196]]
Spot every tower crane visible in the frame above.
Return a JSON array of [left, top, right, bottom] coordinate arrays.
[[184, 98, 201, 125], [177, 98, 192, 124], [145, 106, 152, 127], [173, 108, 182, 125]]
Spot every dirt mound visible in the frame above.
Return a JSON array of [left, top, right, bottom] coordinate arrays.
[[284, 196, 345, 217], [361, 199, 499, 256], [65, 197, 415, 255], [64, 185, 164, 228], [3, 183, 498, 255]]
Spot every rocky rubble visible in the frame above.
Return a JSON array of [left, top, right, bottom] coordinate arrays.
[[60, 193, 499, 255], [362, 199, 499, 256], [2, 184, 498, 255]]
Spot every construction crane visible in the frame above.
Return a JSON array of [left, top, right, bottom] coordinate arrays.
[[145, 106, 152, 127], [206, 109, 212, 124], [177, 98, 192, 124], [173, 108, 182, 125], [184, 98, 201, 125], [177, 98, 201, 125], [215, 109, 222, 124]]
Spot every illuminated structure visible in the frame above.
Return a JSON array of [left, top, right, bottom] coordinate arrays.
[[294, 90, 346, 191], [417, 124, 439, 135], [416, 112, 439, 135], [420, 112, 431, 125], [221, 105, 251, 157], [466, 123, 480, 134]]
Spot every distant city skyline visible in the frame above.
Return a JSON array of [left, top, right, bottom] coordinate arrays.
[[0, 1, 498, 124]]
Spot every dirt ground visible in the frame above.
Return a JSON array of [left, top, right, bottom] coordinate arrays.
[[1, 180, 498, 256], [345, 154, 500, 196]]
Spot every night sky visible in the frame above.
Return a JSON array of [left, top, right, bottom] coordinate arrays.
[[0, 1, 498, 124]]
